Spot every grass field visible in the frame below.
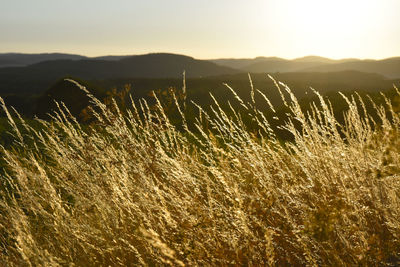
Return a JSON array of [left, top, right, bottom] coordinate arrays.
[[1, 77, 399, 266]]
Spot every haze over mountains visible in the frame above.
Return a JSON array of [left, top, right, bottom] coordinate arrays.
[[210, 56, 400, 78], [0, 53, 129, 67], [0, 53, 87, 67], [1, 53, 400, 82]]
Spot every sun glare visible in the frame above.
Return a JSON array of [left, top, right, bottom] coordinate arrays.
[[267, 0, 386, 58], [1, 0, 399, 59]]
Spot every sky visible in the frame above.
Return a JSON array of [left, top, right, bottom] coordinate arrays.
[[1, 0, 399, 59]]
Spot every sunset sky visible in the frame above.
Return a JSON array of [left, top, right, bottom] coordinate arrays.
[[1, 0, 399, 59]]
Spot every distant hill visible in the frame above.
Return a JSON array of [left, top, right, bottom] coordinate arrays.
[[292, 56, 358, 63], [0, 53, 137, 67], [301, 58, 400, 79], [92, 55, 130, 61], [210, 57, 286, 69], [0, 53, 240, 95], [210, 55, 357, 70], [4, 53, 400, 79], [240, 59, 326, 73], [0, 53, 87, 67], [210, 56, 400, 78]]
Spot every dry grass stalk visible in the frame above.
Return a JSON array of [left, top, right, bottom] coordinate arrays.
[[0, 77, 399, 266]]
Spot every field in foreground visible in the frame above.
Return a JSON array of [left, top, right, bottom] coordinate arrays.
[[1, 78, 400, 266]]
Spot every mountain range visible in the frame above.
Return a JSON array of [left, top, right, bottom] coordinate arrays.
[[1, 52, 400, 98], [0, 53, 134, 67], [0, 52, 399, 118], [0, 53, 239, 95], [1, 52, 400, 82], [0, 53, 87, 67], [210, 56, 400, 78]]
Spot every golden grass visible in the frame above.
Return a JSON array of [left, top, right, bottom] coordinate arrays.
[[0, 77, 399, 266]]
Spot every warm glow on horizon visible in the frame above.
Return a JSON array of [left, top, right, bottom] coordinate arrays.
[[259, 0, 395, 60], [1, 0, 399, 59]]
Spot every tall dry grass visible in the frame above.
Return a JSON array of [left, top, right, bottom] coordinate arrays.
[[0, 77, 399, 266]]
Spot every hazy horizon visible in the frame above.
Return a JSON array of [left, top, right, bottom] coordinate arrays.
[[1, 51, 399, 61], [2, 0, 400, 60]]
